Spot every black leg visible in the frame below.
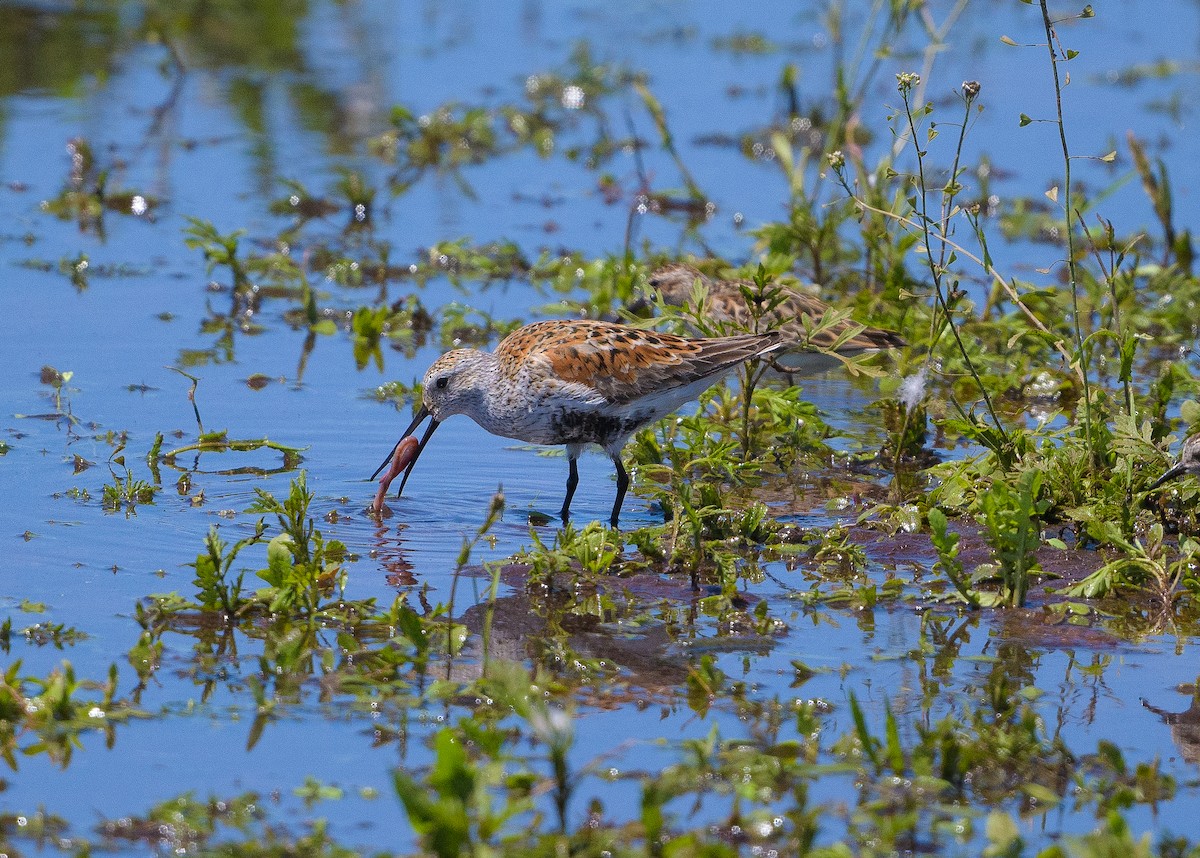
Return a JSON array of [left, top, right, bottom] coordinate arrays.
[[609, 455, 628, 528], [560, 457, 580, 523]]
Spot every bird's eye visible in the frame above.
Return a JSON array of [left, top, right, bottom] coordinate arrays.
[[435, 376, 449, 390]]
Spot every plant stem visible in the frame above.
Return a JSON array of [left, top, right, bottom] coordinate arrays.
[[900, 89, 1008, 448], [1038, 0, 1096, 465]]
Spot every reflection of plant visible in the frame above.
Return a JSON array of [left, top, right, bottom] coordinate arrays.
[[0, 660, 138, 769], [42, 137, 156, 236], [133, 474, 462, 744]]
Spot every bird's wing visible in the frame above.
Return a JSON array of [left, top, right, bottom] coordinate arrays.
[[506, 320, 781, 405]]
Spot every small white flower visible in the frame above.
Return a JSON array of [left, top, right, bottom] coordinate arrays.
[[561, 85, 585, 110], [898, 367, 927, 411]]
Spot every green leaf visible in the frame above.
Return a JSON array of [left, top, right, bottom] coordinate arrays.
[[848, 691, 881, 772], [1021, 781, 1060, 807], [884, 704, 905, 774]]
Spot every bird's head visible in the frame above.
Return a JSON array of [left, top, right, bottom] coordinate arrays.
[[369, 348, 488, 501], [420, 348, 486, 422], [646, 263, 705, 307]]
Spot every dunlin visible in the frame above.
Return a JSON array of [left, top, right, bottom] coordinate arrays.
[[647, 263, 904, 373], [371, 319, 784, 526], [1150, 432, 1200, 489]]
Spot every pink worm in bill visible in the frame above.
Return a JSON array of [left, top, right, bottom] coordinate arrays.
[[371, 435, 420, 514]]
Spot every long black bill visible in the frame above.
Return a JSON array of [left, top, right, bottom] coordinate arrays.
[[1149, 462, 1187, 491], [369, 405, 441, 496]]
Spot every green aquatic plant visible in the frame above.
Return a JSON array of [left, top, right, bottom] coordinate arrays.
[[416, 237, 531, 283], [247, 473, 350, 616], [94, 790, 356, 857], [188, 525, 257, 618], [156, 431, 305, 472], [890, 72, 1010, 458], [1027, 1, 1102, 471], [15, 5, 1200, 856], [135, 473, 463, 730], [101, 435, 157, 515], [928, 507, 978, 608], [139, 474, 345, 622], [633, 80, 706, 205], [268, 177, 340, 230], [59, 252, 89, 291], [1128, 132, 1193, 271], [351, 304, 391, 370], [183, 217, 249, 291], [978, 469, 1051, 608], [1062, 523, 1200, 607], [522, 520, 624, 582], [349, 296, 434, 368], [436, 301, 522, 349], [20, 622, 88, 649], [100, 469, 155, 514], [374, 102, 500, 196]]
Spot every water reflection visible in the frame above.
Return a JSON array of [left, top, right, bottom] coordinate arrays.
[[1144, 681, 1200, 768], [369, 517, 418, 586]]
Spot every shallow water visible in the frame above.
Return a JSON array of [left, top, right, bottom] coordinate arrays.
[[2, 0, 1200, 853]]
